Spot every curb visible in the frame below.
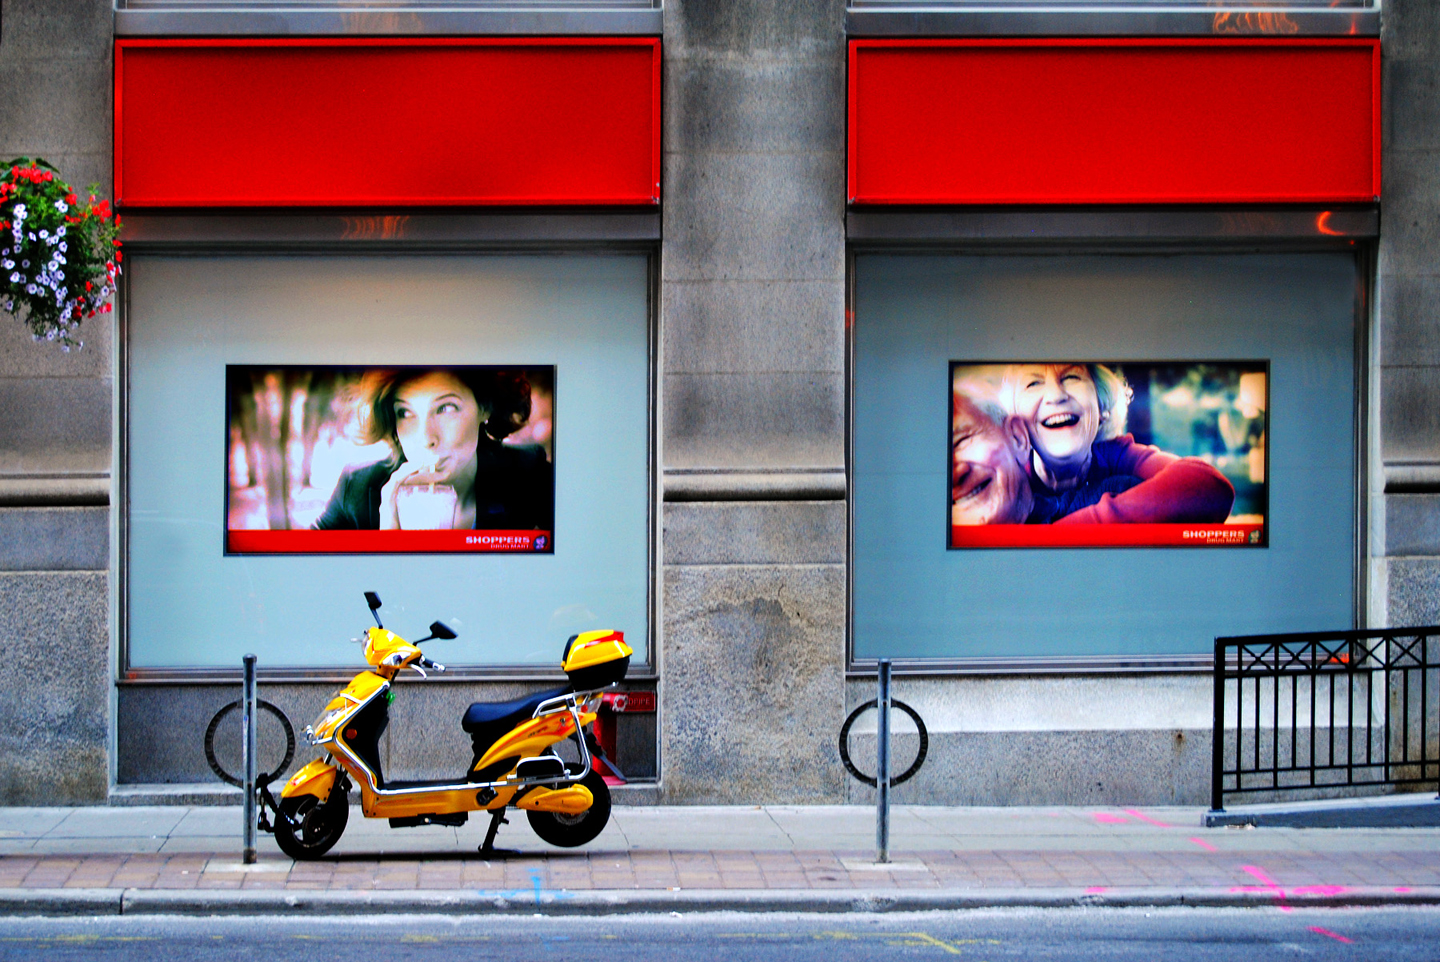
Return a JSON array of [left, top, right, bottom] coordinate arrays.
[[2, 886, 1439, 917], [1204, 794, 1440, 829], [0, 890, 123, 916]]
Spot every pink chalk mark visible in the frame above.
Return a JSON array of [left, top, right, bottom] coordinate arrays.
[[1084, 886, 1108, 894], [1124, 808, 1172, 828], [1188, 837, 1218, 852], [1292, 885, 1351, 897], [1230, 865, 1351, 912], [1233, 864, 1293, 911], [1308, 926, 1354, 944], [1395, 887, 1413, 893], [1092, 813, 1130, 824], [1242, 864, 1279, 887]]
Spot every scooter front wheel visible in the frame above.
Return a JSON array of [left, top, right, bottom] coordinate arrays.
[[526, 768, 611, 848], [273, 791, 349, 860]]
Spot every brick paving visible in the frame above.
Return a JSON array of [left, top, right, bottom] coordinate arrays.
[[1, 848, 1437, 894]]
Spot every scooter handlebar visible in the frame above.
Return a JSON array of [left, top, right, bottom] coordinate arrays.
[[416, 656, 446, 673]]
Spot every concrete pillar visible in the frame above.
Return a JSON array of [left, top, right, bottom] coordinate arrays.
[[0, 0, 115, 802], [1380, 0, 1440, 627], [658, 0, 849, 802]]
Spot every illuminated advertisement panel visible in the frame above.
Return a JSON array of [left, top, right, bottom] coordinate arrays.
[[949, 360, 1267, 548], [226, 365, 555, 554]]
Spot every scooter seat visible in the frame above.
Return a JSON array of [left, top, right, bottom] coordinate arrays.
[[461, 686, 568, 735]]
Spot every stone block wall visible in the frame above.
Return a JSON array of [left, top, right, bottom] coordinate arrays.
[[1, 0, 1432, 807], [1382, 0, 1440, 630], [0, 0, 114, 803], [657, 0, 850, 803]]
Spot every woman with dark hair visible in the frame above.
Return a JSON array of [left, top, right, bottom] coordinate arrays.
[[313, 367, 553, 532]]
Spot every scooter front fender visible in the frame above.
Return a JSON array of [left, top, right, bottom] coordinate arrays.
[[281, 758, 338, 803]]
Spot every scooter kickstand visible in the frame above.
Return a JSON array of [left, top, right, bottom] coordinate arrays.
[[478, 809, 522, 858]]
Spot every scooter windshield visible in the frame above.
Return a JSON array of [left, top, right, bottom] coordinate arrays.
[[312, 696, 353, 740]]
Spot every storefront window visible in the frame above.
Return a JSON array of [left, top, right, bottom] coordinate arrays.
[[126, 253, 650, 669], [851, 252, 1358, 662]]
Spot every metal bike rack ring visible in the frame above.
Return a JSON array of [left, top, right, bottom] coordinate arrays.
[[838, 698, 929, 788], [204, 698, 296, 788]]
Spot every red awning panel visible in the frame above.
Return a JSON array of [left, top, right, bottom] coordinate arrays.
[[115, 38, 661, 207], [848, 39, 1380, 206]]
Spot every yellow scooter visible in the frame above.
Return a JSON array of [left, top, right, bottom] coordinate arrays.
[[265, 591, 631, 860]]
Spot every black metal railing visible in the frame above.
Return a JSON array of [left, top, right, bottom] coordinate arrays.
[[1211, 626, 1440, 812]]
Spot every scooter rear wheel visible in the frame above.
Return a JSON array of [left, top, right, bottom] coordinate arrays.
[[526, 768, 611, 848], [273, 791, 349, 860]]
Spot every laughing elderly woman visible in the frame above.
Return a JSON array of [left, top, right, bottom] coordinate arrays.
[[1004, 362, 1234, 524]]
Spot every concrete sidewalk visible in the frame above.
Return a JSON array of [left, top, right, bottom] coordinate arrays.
[[1, 802, 1438, 915]]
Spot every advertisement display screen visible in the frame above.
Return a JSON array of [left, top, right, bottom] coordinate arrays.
[[949, 361, 1268, 548], [226, 365, 555, 554]]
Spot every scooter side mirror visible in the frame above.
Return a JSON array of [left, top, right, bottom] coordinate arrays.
[[413, 621, 457, 645], [364, 591, 383, 628]]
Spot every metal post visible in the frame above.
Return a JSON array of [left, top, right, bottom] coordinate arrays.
[[242, 654, 258, 864], [875, 659, 892, 864], [1210, 639, 1225, 813]]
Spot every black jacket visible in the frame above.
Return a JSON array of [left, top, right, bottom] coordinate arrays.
[[312, 440, 554, 531]]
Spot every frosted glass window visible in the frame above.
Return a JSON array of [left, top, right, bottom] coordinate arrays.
[[852, 252, 1357, 661], [127, 254, 650, 668]]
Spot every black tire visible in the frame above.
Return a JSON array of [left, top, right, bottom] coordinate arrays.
[[204, 699, 296, 788], [273, 790, 348, 860], [525, 768, 611, 848]]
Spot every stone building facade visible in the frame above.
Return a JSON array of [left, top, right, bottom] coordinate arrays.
[[0, 0, 1427, 808]]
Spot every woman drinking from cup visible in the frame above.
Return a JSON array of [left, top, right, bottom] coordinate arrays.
[[313, 367, 552, 532]]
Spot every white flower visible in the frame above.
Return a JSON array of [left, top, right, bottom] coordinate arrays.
[[8, 273, 18, 283], [57, 243, 66, 252], [38, 230, 48, 240], [54, 201, 67, 214], [2, 261, 11, 269], [25, 284, 36, 294], [56, 226, 66, 237], [12, 204, 25, 220]]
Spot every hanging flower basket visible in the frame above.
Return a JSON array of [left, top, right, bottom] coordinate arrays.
[[0, 158, 122, 351]]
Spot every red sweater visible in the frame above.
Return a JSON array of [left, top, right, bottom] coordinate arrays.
[[1052, 435, 1235, 525]]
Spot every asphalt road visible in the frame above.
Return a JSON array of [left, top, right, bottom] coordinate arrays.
[[0, 907, 1435, 960]]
